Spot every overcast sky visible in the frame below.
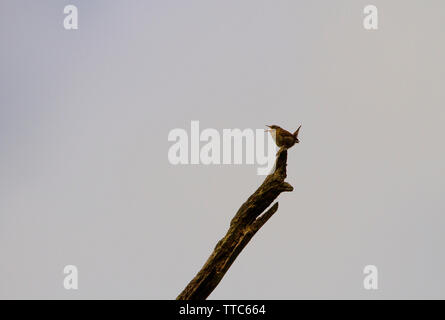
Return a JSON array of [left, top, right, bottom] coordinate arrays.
[[1, 0, 445, 299]]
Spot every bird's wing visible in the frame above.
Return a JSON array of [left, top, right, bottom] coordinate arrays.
[[281, 130, 295, 139], [281, 130, 295, 146]]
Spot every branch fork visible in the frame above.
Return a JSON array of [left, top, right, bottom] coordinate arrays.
[[177, 149, 294, 300]]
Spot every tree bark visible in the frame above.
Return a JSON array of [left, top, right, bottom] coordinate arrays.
[[176, 149, 294, 300]]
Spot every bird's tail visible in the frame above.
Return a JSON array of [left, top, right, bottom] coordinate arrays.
[[293, 125, 302, 138]]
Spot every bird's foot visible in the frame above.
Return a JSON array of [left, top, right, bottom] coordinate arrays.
[[276, 147, 287, 156]]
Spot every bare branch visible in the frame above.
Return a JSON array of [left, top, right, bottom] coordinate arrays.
[[176, 149, 294, 300]]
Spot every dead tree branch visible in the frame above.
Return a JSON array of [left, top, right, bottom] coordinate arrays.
[[176, 149, 293, 300]]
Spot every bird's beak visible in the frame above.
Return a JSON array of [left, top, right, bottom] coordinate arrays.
[[265, 125, 271, 132]]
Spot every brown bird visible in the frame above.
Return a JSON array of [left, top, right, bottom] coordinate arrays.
[[266, 125, 301, 153]]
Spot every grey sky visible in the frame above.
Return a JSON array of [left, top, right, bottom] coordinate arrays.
[[1, 1, 445, 299]]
